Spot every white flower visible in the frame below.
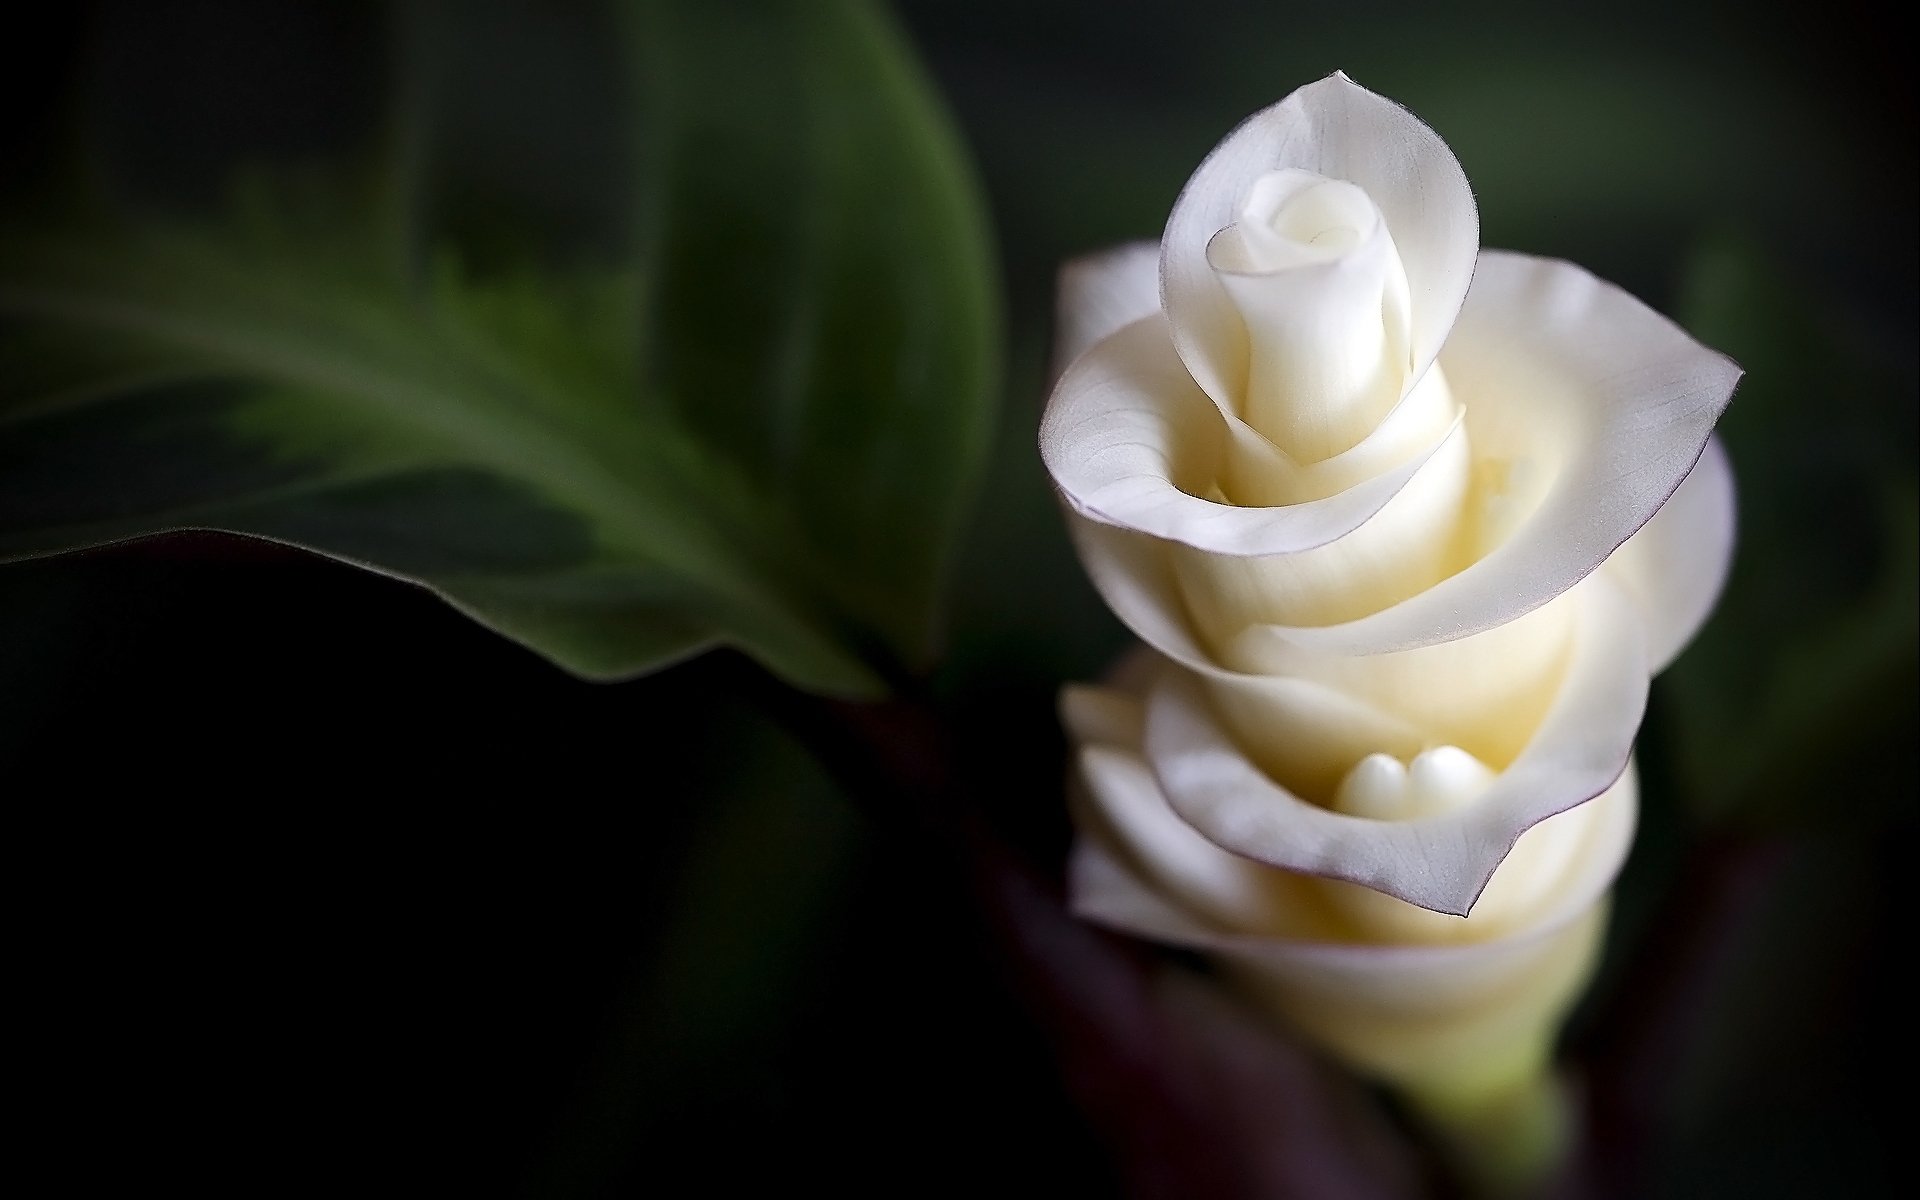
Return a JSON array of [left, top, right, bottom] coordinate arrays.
[[1040, 73, 1739, 1113]]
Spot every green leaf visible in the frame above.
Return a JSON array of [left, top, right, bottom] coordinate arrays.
[[1658, 236, 1918, 824], [0, 0, 1000, 698]]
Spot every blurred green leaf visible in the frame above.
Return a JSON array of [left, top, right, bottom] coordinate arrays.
[[0, 0, 1000, 698], [1660, 236, 1918, 825]]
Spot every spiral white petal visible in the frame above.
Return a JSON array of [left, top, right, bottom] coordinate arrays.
[[1161, 73, 1477, 439]]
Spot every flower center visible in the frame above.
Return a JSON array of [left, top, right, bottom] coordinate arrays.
[[1218, 172, 1376, 269], [1206, 168, 1414, 464], [1332, 745, 1493, 821]]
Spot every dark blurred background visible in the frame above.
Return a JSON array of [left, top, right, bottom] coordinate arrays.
[[3, 2, 1912, 1196]]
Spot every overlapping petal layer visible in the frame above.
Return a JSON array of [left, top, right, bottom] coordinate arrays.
[[1065, 661, 1637, 1095], [1042, 316, 1459, 558], [1054, 252, 1740, 659], [1131, 575, 1645, 915]]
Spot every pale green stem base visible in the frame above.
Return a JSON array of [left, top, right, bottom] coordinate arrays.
[[1406, 1068, 1574, 1198]]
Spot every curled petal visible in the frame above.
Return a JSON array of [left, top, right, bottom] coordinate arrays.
[[1070, 772, 1632, 965], [1068, 670, 1635, 944], [1064, 514, 1567, 791], [1170, 423, 1470, 635], [1065, 510, 1231, 662], [1201, 674, 1434, 802], [1214, 593, 1579, 787], [1042, 318, 1459, 557], [1259, 249, 1742, 657], [1072, 741, 1340, 940], [1066, 252, 1743, 662], [1161, 73, 1478, 421], [1051, 241, 1162, 378], [1601, 435, 1737, 673], [1142, 578, 1649, 916]]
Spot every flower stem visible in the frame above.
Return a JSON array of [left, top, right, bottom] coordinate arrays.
[[1409, 1067, 1573, 1198]]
